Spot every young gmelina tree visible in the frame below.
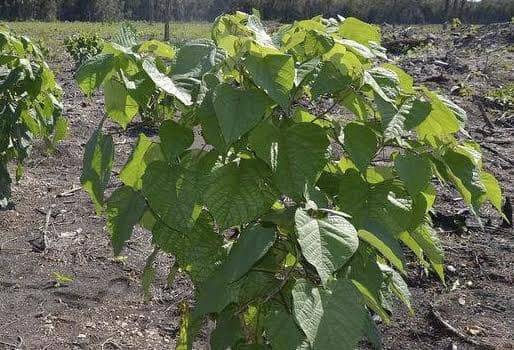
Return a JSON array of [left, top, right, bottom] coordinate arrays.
[[76, 12, 504, 349]]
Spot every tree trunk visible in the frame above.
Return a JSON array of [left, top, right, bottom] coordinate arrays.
[[458, 0, 467, 20], [148, 0, 155, 23], [443, 0, 450, 21], [451, 0, 459, 18], [164, 22, 170, 41], [164, 0, 171, 41]]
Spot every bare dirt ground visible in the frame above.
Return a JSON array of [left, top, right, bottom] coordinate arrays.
[[1, 23, 513, 349]]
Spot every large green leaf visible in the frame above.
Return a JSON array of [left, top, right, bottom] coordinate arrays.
[[295, 209, 359, 285], [211, 307, 245, 350], [409, 185, 436, 230], [367, 68, 400, 101], [364, 314, 383, 350], [81, 129, 114, 213], [238, 270, 280, 306], [217, 225, 276, 283], [324, 44, 363, 80], [204, 159, 278, 229], [247, 13, 275, 47], [341, 90, 368, 119], [480, 171, 503, 213], [404, 99, 432, 130], [382, 63, 414, 95], [443, 148, 486, 212], [213, 84, 270, 146], [295, 29, 334, 64], [292, 278, 367, 350], [412, 224, 445, 282], [343, 122, 378, 172], [126, 70, 155, 106], [264, 303, 305, 350], [249, 119, 329, 199], [416, 90, 460, 143], [380, 263, 413, 313], [172, 39, 226, 78], [338, 17, 381, 46], [119, 134, 159, 190], [358, 227, 405, 273], [198, 91, 227, 152], [75, 53, 115, 95], [349, 245, 390, 323], [362, 71, 392, 103], [158, 120, 194, 162], [377, 97, 413, 141], [311, 61, 352, 98], [339, 38, 375, 60], [142, 59, 192, 106], [245, 44, 295, 109], [152, 211, 226, 284], [142, 153, 215, 233], [195, 225, 276, 315], [394, 152, 432, 196], [112, 22, 138, 48], [104, 77, 139, 128], [337, 169, 369, 216], [137, 40, 175, 59], [295, 57, 320, 87], [351, 187, 410, 264], [353, 186, 412, 272], [211, 13, 248, 56], [106, 186, 147, 256], [441, 95, 468, 127]]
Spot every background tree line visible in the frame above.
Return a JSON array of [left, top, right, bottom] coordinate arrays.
[[1, 0, 513, 24]]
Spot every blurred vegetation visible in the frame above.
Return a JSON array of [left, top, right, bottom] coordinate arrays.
[[64, 33, 104, 66], [1, 21, 210, 61], [0, 0, 513, 24], [488, 84, 514, 109]]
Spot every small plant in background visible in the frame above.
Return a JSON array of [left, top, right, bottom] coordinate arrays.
[[64, 33, 103, 67], [406, 41, 434, 58], [114, 22, 177, 127], [52, 271, 75, 287], [74, 22, 178, 127], [0, 26, 68, 207], [451, 81, 473, 97], [34, 38, 50, 58], [487, 83, 514, 109], [112, 255, 128, 264], [451, 17, 462, 29]]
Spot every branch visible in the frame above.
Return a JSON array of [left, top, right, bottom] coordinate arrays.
[[430, 304, 495, 349]]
